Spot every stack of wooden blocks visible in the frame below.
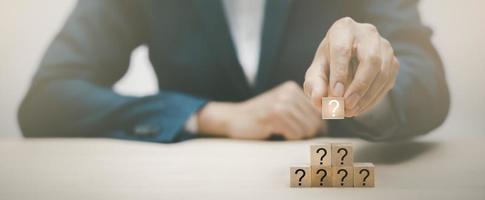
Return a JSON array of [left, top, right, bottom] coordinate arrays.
[[290, 143, 375, 188]]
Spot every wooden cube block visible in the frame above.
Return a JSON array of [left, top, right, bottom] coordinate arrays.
[[332, 166, 354, 187], [322, 97, 345, 119], [311, 166, 332, 187], [310, 144, 332, 166], [290, 166, 311, 187], [331, 143, 353, 166], [353, 163, 375, 187]]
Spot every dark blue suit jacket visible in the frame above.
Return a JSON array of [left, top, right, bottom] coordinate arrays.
[[18, 0, 449, 143]]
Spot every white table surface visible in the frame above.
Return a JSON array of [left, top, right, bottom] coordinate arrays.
[[1, 131, 484, 200]]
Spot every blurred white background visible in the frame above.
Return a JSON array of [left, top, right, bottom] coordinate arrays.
[[1, 0, 484, 138]]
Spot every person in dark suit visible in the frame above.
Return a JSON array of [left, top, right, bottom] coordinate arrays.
[[18, 0, 449, 143]]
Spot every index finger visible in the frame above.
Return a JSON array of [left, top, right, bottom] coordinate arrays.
[[304, 38, 330, 109], [328, 18, 356, 97]]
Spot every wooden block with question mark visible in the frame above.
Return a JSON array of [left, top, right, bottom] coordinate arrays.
[[311, 166, 332, 187], [322, 97, 345, 119], [353, 163, 375, 187], [290, 166, 311, 187], [331, 143, 353, 167], [310, 144, 332, 166], [332, 166, 354, 187]]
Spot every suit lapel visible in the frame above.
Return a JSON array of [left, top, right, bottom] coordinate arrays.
[[255, 0, 293, 94], [193, 0, 252, 99]]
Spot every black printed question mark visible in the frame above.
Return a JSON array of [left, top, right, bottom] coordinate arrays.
[[295, 169, 306, 186], [337, 169, 348, 186], [316, 169, 327, 186], [359, 169, 370, 186], [316, 148, 327, 165], [337, 148, 348, 165]]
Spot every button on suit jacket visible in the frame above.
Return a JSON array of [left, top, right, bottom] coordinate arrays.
[[19, 0, 449, 143]]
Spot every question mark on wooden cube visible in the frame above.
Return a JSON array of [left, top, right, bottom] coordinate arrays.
[[353, 163, 375, 187], [311, 166, 332, 187], [322, 97, 345, 119], [290, 166, 311, 187], [332, 166, 354, 187], [331, 143, 353, 166], [311, 144, 332, 166]]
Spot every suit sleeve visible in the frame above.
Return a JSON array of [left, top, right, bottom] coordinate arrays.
[[330, 0, 450, 141], [18, 1, 207, 143]]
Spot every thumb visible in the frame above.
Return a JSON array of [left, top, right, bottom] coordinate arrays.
[[303, 75, 328, 109]]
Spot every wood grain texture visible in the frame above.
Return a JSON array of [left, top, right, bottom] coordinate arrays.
[[311, 166, 332, 187], [331, 143, 353, 167], [290, 166, 311, 187], [310, 144, 332, 166], [353, 163, 375, 187]]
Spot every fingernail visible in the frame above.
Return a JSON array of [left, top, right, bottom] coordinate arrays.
[[333, 82, 344, 97], [346, 93, 361, 110]]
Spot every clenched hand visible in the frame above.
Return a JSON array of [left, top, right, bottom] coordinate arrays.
[[198, 81, 325, 140]]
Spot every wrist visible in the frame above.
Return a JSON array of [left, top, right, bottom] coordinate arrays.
[[197, 101, 236, 137]]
